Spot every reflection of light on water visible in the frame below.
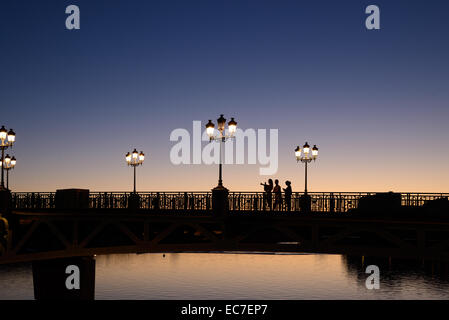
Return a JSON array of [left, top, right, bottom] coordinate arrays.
[[94, 253, 346, 300], [0, 262, 34, 300], [94, 253, 449, 300], [1, 253, 448, 300]]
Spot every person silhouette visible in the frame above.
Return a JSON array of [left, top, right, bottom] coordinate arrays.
[[260, 179, 273, 210], [283, 181, 292, 211], [273, 179, 283, 210]]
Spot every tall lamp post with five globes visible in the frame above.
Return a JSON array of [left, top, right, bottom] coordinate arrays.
[[125, 148, 145, 194], [205, 115, 237, 188], [205, 115, 237, 216], [125, 149, 145, 210], [1, 155, 17, 190], [295, 142, 318, 212], [0, 126, 16, 190]]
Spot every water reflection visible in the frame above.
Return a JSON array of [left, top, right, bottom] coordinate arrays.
[[0, 253, 448, 300], [0, 262, 34, 300], [342, 255, 449, 299]]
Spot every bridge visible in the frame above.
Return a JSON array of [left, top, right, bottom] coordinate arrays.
[[1, 191, 449, 265]]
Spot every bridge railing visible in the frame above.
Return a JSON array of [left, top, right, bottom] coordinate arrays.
[[10, 191, 449, 213], [88, 192, 213, 211], [11, 192, 56, 210], [227, 192, 375, 212]]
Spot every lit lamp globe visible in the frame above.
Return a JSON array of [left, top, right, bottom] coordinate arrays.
[[295, 146, 301, 161], [228, 118, 237, 136], [7, 129, 15, 145], [138, 151, 145, 163], [132, 148, 138, 160], [312, 145, 319, 159], [206, 120, 215, 140], [11, 157, 16, 167], [4, 154, 11, 166], [217, 114, 226, 133], [0, 126, 7, 142], [125, 152, 132, 164], [303, 142, 310, 155]]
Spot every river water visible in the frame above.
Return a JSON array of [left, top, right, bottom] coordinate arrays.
[[0, 253, 448, 299]]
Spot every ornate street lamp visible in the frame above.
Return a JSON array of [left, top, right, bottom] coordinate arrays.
[[125, 148, 145, 194], [206, 115, 237, 188], [295, 142, 319, 195], [0, 126, 15, 189], [1, 155, 16, 190]]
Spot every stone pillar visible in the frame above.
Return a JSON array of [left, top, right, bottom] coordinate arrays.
[[32, 256, 95, 300], [0, 189, 13, 250], [212, 185, 229, 217], [0, 188, 12, 216], [55, 189, 89, 209]]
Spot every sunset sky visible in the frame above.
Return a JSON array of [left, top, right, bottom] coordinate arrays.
[[1, 0, 449, 192]]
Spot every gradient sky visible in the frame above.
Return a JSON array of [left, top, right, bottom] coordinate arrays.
[[1, 0, 449, 192]]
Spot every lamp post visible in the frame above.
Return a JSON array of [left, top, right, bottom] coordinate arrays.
[[205, 115, 237, 188], [295, 142, 319, 195], [1, 155, 16, 190], [0, 126, 16, 190], [125, 148, 145, 194]]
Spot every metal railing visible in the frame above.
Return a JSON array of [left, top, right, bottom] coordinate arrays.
[[10, 191, 449, 213]]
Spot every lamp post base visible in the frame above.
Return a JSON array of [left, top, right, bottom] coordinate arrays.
[[299, 193, 312, 213], [128, 192, 140, 210], [212, 185, 229, 217]]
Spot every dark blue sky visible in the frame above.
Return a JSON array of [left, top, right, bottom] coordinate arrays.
[[1, 0, 449, 191]]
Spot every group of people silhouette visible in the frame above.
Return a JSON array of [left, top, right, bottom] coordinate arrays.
[[260, 179, 292, 211]]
